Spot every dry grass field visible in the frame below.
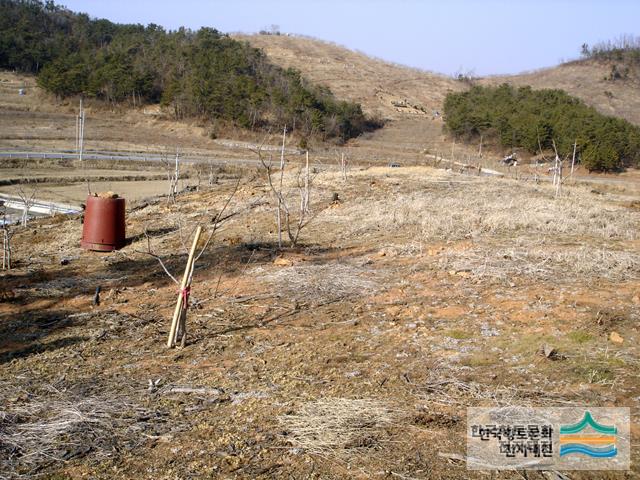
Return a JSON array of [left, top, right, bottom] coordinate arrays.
[[2, 33, 640, 480], [1, 164, 639, 479]]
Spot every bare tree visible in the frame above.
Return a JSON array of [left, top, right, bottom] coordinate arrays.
[[253, 129, 315, 248], [207, 159, 217, 186], [550, 139, 578, 197], [161, 148, 181, 203], [15, 184, 38, 227], [336, 150, 348, 182], [302, 150, 311, 213], [538, 135, 570, 196]]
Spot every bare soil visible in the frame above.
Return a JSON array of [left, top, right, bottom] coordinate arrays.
[[1, 165, 638, 479], [2, 39, 640, 479]]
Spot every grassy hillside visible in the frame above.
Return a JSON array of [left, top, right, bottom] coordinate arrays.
[[0, 0, 380, 144], [239, 34, 462, 120], [243, 33, 640, 130], [242, 34, 640, 169], [240, 34, 476, 163]]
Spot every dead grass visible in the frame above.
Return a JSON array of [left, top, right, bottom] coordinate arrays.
[[0, 383, 163, 478], [254, 263, 380, 304], [441, 242, 640, 281], [325, 176, 639, 243], [421, 365, 574, 408], [279, 397, 399, 457]]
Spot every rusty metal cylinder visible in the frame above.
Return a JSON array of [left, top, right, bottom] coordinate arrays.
[[81, 195, 126, 251]]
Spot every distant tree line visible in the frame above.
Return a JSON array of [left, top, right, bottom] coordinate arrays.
[[0, 0, 382, 142], [580, 35, 640, 64], [579, 36, 640, 82], [443, 84, 640, 172]]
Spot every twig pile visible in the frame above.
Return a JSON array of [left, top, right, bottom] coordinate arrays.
[[421, 368, 573, 407], [280, 398, 398, 457], [257, 263, 379, 304], [0, 384, 164, 478]]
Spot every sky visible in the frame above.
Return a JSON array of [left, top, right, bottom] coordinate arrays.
[[60, 1, 640, 76]]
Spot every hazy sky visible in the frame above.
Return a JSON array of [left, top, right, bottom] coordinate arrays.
[[60, 1, 640, 76]]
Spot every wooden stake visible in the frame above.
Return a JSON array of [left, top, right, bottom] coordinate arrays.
[[570, 139, 577, 182], [304, 150, 310, 212], [167, 226, 203, 348], [277, 127, 286, 248]]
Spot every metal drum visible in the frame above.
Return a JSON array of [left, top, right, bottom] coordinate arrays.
[[81, 194, 126, 251]]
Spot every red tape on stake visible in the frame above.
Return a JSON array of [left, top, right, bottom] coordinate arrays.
[[179, 286, 191, 308]]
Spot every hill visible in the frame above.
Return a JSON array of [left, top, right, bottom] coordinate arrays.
[[244, 34, 640, 129], [484, 58, 640, 126], [237, 34, 462, 120], [239, 34, 474, 163], [0, 0, 379, 144], [242, 34, 640, 167]]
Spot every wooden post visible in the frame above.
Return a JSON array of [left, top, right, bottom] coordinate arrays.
[[79, 98, 84, 164], [277, 127, 286, 248], [2, 228, 10, 271], [167, 226, 203, 348], [556, 159, 563, 197], [570, 139, 577, 182], [174, 150, 180, 197], [304, 150, 310, 212]]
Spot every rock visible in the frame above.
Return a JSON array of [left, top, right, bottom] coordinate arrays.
[[480, 323, 499, 337], [609, 331, 624, 344], [540, 343, 556, 359], [96, 191, 118, 198], [273, 257, 293, 266]]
